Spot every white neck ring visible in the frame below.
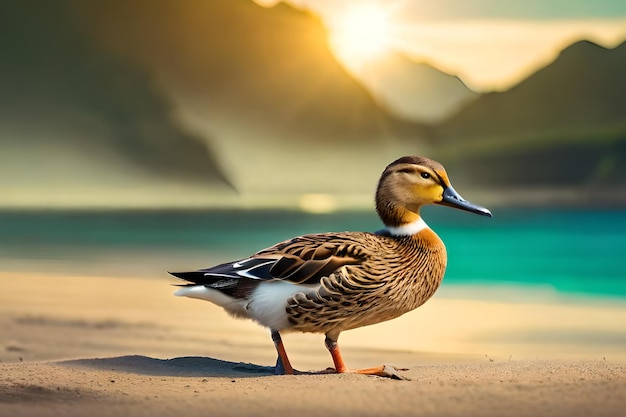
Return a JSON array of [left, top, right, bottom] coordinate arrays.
[[384, 217, 429, 236]]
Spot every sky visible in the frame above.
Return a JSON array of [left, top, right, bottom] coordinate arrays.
[[255, 0, 626, 90]]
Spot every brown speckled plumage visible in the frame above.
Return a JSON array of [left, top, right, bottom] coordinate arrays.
[[276, 230, 446, 338], [172, 156, 491, 377]]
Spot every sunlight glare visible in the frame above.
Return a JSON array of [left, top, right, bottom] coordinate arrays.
[[329, 4, 393, 69]]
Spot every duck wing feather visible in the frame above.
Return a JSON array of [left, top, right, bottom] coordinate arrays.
[[170, 233, 367, 293]]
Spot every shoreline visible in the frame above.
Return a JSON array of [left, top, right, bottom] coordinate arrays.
[[2, 187, 626, 211]]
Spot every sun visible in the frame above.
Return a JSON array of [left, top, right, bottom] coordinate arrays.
[[328, 4, 394, 69]]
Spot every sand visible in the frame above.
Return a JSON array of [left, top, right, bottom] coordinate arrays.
[[1, 271, 625, 417]]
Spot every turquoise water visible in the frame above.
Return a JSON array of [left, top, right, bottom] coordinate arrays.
[[1, 208, 625, 299]]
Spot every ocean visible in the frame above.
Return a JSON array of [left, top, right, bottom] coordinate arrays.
[[1, 207, 625, 300]]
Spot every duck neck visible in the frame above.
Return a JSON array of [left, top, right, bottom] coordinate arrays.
[[376, 199, 428, 237]]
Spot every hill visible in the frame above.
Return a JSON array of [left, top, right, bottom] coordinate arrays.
[[69, 0, 428, 195], [431, 40, 626, 201], [0, 0, 236, 207], [0, 0, 427, 206], [437, 40, 626, 141], [356, 52, 478, 122]]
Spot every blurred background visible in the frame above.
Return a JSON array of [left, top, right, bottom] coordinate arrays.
[[1, 0, 626, 209], [0, 0, 625, 362]]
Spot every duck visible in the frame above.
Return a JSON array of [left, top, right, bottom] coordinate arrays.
[[171, 155, 492, 378]]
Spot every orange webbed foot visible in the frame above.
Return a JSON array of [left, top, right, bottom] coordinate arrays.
[[324, 335, 409, 380], [351, 364, 410, 380]]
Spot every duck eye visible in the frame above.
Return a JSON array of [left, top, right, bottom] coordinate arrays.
[[420, 172, 431, 179]]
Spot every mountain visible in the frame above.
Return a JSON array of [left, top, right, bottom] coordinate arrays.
[[0, 0, 427, 206], [72, 0, 395, 139], [355, 52, 478, 122], [436, 40, 626, 141], [69, 0, 429, 195], [430, 40, 626, 200], [8, 1, 622, 207], [0, 0, 234, 202]]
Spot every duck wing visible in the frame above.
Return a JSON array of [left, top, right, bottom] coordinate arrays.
[[170, 233, 367, 293]]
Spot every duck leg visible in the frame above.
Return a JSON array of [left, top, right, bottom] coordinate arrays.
[[324, 335, 409, 380], [324, 335, 348, 372], [271, 330, 294, 375]]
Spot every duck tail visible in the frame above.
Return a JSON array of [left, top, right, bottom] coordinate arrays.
[[168, 271, 208, 286]]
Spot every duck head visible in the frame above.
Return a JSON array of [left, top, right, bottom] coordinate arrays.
[[375, 156, 492, 227]]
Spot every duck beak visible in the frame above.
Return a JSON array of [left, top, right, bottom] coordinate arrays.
[[438, 186, 492, 217]]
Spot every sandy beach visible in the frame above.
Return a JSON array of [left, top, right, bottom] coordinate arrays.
[[1, 271, 625, 416]]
